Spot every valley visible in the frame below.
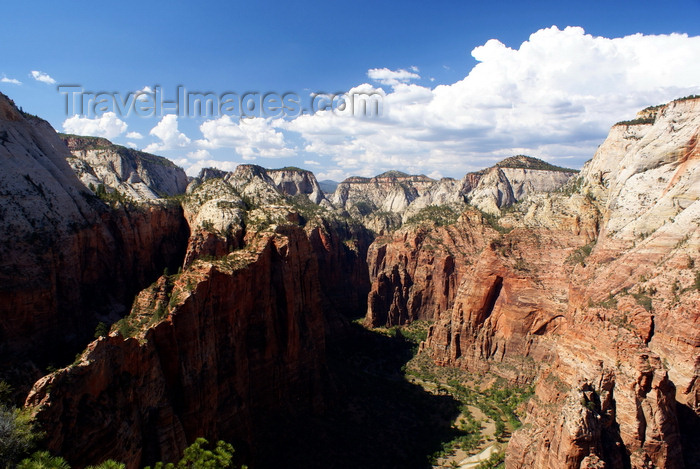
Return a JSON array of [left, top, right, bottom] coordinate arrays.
[[0, 91, 698, 469]]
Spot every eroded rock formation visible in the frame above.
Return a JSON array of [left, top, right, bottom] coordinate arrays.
[[2, 90, 697, 469]]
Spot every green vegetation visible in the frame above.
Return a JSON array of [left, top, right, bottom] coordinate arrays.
[[631, 291, 653, 312], [476, 450, 506, 468], [479, 210, 512, 234], [391, 324, 533, 466], [351, 200, 375, 216], [615, 117, 655, 126], [598, 293, 618, 309], [405, 205, 460, 227], [557, 176, 584, 197], [286, 193, 325, 222], [114, 269, 188, 338], [375, 170, 413, 178], [695, 271, 700, 292], [18, 451, 71, 469], [94, 321, 109, 338], [58, 133, 180, 169], [87, 461, 126, 469], [446, 380, 534, 441], [115, 317, 137, 338], [566, 242, 595, 266], [270, 166, 308, 172], [0, 405, 42, 468], [641, 103, 664, 113], [93, 183, 137, 208], [145, 438, 245, 469], [496, 155, 577, 173], [674, 94, 700, 103], [380, 321, 431, 354], [0, 381, 13, 405], [15, 438, 244, 469]]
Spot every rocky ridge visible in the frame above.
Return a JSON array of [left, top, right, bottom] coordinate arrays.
[[329, 158, 576, 233], [26, 226, 331, 468], [506, 97, 700, 469]]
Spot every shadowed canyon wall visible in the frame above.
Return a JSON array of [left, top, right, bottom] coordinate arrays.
[[0, 94, 189, 382]]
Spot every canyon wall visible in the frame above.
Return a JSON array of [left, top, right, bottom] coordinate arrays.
[[363, 98, 699, 468], [4, 88, 697, 469], [0, 94, 189, 381], [365, 209, 497, 327], [506, 97, 699, 469], [26, 227, 329, 468], [22, 157, 373, 467]]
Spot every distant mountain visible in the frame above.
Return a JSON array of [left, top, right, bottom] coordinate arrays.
[[495, 155, 578, 173], [60, 134, 188, 200], [319, 179, 339, 194]]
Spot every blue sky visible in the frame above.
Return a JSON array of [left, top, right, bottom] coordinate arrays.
[[2, 0, 700, 180]]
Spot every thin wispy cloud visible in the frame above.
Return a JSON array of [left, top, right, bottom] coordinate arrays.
[[367, 68, 421, 87], [1, 75, 21, 85]]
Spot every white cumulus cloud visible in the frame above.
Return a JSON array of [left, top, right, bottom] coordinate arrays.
[[62, 112, 128, 139], [182, 159, 240, 177], [126, 131, 143, 139], [187, 149, 211, 160], [135, 86, 154, 102], [30, 70, 56, 85], [283, 26, 700, 177], [198, 116, 294, 160], [143, 115, 191, 153]]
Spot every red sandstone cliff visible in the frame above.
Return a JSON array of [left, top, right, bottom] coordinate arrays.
[[21, 156, 373, 467], [365, 210, 497, 327], [506, 98, 699, 469], [26, 226, 330, 468]]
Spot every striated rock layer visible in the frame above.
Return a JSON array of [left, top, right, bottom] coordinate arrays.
[[22, 151, 374, 467], [329, 157, 576, 232]]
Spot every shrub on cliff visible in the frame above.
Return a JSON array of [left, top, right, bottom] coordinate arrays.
[[15, 439, 244, 469], [0, 405, 42, 468], [145, 438, 246, 469], [405, 205, 459, 227], [17, 451, 70, 469]]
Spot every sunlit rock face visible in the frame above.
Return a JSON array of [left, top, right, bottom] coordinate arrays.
[[61, 134, 188, 200], [363, 98, 699, 469]]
